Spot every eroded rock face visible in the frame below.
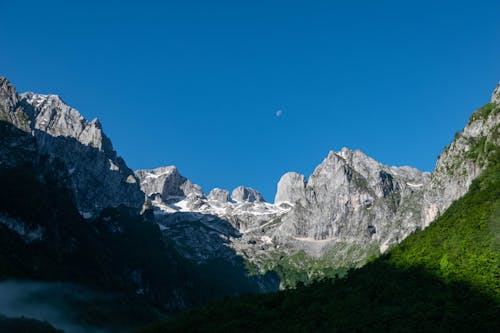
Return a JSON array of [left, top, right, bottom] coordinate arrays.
[[274, 172, 306, 205], [0, 77, 144, 217], [208, 188, 231, 203], [22, 93, 113, 151], [422, 91, 500, 226], [231, 186, 265, 203], [274, 148, 430, 253], [0, 77, 31, 132], [135, 166, 204, 201]]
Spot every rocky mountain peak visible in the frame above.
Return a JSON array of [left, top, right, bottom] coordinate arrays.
[[19, 92, 112, 152], [90, 117, 102, 129], [0, 77, 144, 217], [208, 188, 231, 203], [136, 166, 183, 198], [135, 166, 204, 201], [0, 77, 31, 131], [231, 186, 265, 203], [274, 172, 306, 205], [0, 76, 18, 106], [272, 146, 431, 255]]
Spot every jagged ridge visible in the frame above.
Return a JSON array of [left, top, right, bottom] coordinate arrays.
[[0, 77, 144, 217]]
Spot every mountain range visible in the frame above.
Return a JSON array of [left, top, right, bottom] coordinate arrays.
[[0, 76, 498, 332]]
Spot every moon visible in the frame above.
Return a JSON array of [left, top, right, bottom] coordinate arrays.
[[276, 110, 283, 117]]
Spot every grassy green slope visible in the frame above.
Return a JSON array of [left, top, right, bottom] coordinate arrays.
[[139, 150, 500, 333], [388, 151, 499, 297]]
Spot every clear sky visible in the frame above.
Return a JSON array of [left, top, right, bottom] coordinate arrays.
[[1, 0, 499, 201]]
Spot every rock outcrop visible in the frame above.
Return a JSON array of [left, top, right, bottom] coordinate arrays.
[[274, 172, 307, 205], [135, 166, 203, 200], [0, 77, 144, 217], [208, 188, 231, 203], [135, 168, 286, 235], [231, 186, 265, 203], [272, 148, 430, 254], [0, 77, 31, 132], [422, 87, 500, 225]]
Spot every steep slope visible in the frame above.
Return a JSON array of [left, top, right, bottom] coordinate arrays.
[[0, 121, 193, 311], [274, 148, 430, 252], [423, 84, 500, 225], [139, 137, 500, 333], [0, 77, 144, 217], [0, 79, 212, 328]]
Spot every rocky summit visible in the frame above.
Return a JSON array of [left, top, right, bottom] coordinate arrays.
[[273, 148, 430, 254], [0, 77, 144, 217]]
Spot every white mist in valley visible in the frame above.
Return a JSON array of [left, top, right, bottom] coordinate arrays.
[[0, 280, 116, 333]]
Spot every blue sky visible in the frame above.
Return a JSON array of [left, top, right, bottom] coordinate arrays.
[[1, 0, 499, 201]]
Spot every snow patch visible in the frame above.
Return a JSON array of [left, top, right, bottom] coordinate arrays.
[[109, 159, 119, 171]]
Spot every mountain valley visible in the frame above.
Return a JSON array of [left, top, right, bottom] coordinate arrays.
[[0, 76, 498, 332]]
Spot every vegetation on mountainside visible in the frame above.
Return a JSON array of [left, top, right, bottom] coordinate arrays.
[[389, 148, 499, 296], [247, 242, 379, 289], [441, 102, 498, 165], [468, 102, 496, 123], [139, 148, 500, 333]]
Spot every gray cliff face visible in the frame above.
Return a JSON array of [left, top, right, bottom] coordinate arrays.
[[0, 77, 144, 217], [136, 166, 179, 198], [273, 148, 430, 254], [0, 77, 31, 132], [422, 89, 500, 225], [208, 188, 231, 203], [231, 186, 265, 203], [21, 92, 113, 151], [274, 172, 307, 205], [135, 166, 206, 213], [135, 166, 203, 200]]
